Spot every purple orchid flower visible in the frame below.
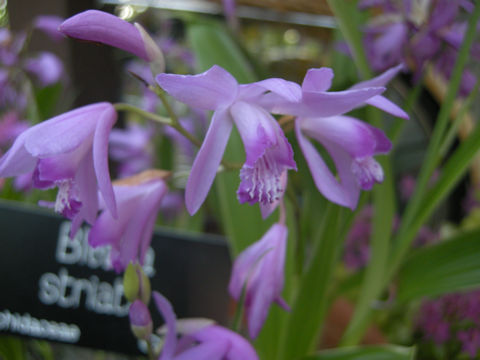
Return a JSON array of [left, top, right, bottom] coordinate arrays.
[[59, 10, 164, 67], [265, 65, 406, 209], [156, 65, 297, 216], [24, 52, 64, 87], [0, 102, 117, 236], [228, 222, 289, 339], [153, 292, 258, 360], [34, 15, 65, 42], [88, 171, 167, 273]]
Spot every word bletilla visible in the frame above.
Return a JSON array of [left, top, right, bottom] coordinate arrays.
[[37, 222, 155, 317]]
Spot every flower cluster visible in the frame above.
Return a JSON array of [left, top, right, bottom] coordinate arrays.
[[359, 0, 478, 95], [416, 290, 480, 358], [0, 8, 411, 352]]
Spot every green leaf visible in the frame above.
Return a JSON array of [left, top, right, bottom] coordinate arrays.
[[301, 345, 416, 360], [397, 227, 480, 301], [34, 82, 63, 120], [280, 205, 344, 360], [0, 336, 26, 360], [186, 20, 256, 83]]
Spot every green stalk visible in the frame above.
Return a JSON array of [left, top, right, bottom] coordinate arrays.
[[280, 205, 344, 360], [326, 1, 398, 346], [326, 0, 372, 79], [437, 79, 480, 160]]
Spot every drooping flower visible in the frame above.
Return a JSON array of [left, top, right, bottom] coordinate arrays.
[[88, 170, 167, 273], [228, 222, 289, 338], [156, 65, 298, 216], [59, 10, 164, 68], [0, 102, 117, 236], [153, 292, 258, 360], [264, 65, 406, 209]]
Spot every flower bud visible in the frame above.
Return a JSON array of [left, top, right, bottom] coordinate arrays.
[[129, 300, 152, 340]]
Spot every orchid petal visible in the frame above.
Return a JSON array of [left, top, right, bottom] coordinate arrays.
[[295, 120, 355, 209], [186, 109, 233, 215], [230, 102, 277, 166], [59, 10, 150, 61], [0, 131, 36, 177], [351, 64, 404, 89], [156, 65, 238, 111], [296, 87, 385, 117], [324, 139, 361, 208], [154, 292, 178, 360], [300, 116, 377, 158], [302, 67, 334, 92], [174, 341, 227, 360], [93, 104, 117, 218], [366, 95, 409, 119], [24, 103, 109, 157], [250, 78, 302, 102]]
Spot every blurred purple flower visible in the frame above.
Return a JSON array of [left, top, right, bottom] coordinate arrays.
[[417, 290, 480, 356], [24, 52, 64, 87], [88, 171, 167, 273], [0, 111, 29, 147], [153, 291, 258, 359], [0, 102, 117, 236], [157, 65, 297, 216], [109, 123, 154, 178], [360, 0, 478, 92], [34, 15, 65, 42], [229, 223, 289, 338], [458, 329, 480, 358], [59, 10, 164, 66], [343, 207, 373, 270]]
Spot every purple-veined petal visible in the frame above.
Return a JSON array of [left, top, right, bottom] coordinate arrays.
[[259, 171, 287, 219], [230, 102, 277, 166], [59, 10, 150, 61], [157, 65, 238, 111], [153, 292, 178, 360], [295, 120, 355, 209], [70, 149, 98, 236], [302, 67, 334, 92], [0, 131, 37, 177], [366, 124, 392, 153], [300, 116, 377, 158], [185, 109, 233, 215], [93, 104, 117, 218], [366, 95, 409, 119]]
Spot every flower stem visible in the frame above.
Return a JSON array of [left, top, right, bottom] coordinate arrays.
[[113, 103, 173, 126]]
